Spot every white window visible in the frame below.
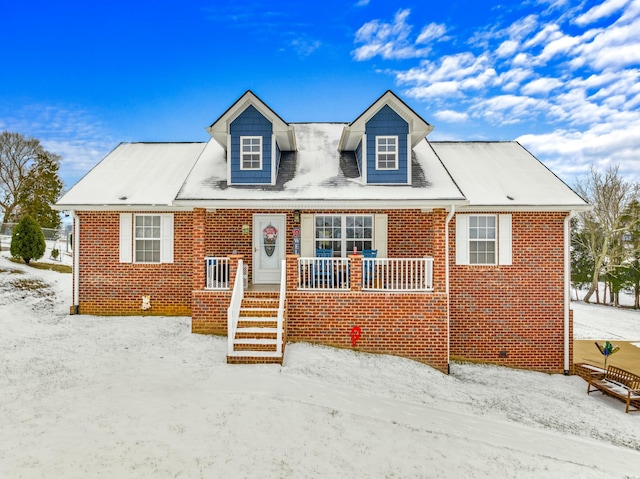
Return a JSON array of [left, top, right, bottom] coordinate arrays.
[[456, 214, 512, 266], [119, 213, 174, 264], [469, 215, 496, 264], [376, 136, 398, 170], [315, 215, 373, 256], [241, 136, 262, 170], [135, 215, 161, 263]]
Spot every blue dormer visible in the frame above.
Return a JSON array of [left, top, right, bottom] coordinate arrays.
[[229, 105, 272, 184], [365, 105, 409, 184], [338, 90, 433, 186], [206, 90, 296, 186]]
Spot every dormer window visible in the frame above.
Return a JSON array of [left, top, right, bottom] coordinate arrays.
[[241, 136, 262, 170], [376, 136, 398, 170]]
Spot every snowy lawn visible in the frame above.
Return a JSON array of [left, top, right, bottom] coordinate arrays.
[[1, 254, 639, 478]]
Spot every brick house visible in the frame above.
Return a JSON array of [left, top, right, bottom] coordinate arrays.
[[56, 90, 589, 373]]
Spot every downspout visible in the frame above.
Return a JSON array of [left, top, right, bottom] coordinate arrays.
[[563, 212, 573, 375], [445, 205, 455, 375], [73, 212, 80, 315]]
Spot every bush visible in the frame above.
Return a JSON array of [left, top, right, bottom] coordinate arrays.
[[10, 215, 46, 264]]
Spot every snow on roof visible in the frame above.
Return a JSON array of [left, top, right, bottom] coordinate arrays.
[[431, 142, 588, 209], [56, 142, 205, 208], [175, 123, 465, 206], [57, 127, 588, 211]]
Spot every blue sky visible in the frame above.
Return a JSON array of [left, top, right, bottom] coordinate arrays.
[[1, 0, 638, 190]]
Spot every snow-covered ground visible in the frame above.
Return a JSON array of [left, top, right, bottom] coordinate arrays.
[[1, 253, 639, 478]]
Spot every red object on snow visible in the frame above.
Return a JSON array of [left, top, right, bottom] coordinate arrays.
[[350, 326, 362, 347]]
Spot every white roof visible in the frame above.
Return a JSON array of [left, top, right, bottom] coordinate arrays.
[[56, 127, 587, 211], [431, 142, 587, 209], [56, 142, 205, 209]]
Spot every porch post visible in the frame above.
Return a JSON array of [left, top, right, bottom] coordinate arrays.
[[349, 254, 362, 292], [286, 254, 299, 291], [431, 208, 448, 293], [228, 254, 243, 287], [192, 208, 206, 290]]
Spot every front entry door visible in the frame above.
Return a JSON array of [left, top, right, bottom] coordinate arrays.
[[252, 214, 286, 284]]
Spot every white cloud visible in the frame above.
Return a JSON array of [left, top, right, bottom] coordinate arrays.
[[355, 0, 370, 6], [415, 23, 447, 44], [521, 77, 564, 95], [575, 0, 630, 26], [496, 40, 519, 58], [354, 0, 640, 182], [290, 38, 321, 57], [352, 9, 436, 60], [434, 110, 469, 122], [405, 82, 463, 99]]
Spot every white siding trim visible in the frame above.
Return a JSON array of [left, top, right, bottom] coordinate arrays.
[[361, 134, 367, 184], [455, 214, 468, 265], [300, 213, 314, 257], [161, 214, 174, 264], [226, 132, 232, 185], [406, 133, 412, 185], [498, 214, 512, 265], [374, 213, 388, 258], [271, 133, 277, 185], [119, 213, 132, 263]]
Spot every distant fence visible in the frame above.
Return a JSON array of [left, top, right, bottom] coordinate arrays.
[[0, 223, 72, 253]]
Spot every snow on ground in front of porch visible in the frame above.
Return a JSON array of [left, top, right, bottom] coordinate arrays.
[[1, 252, 639, 478]]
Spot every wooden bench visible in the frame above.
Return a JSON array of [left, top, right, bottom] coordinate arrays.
[[587, 365, 640, 413]]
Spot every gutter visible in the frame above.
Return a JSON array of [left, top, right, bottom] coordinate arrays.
[[445, 205, 456, 375], [563, 212, 573, 375]]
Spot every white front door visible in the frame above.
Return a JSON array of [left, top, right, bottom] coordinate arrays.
[[252, 214, 286, 284]]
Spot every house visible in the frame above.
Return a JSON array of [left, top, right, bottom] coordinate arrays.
[[55, 90, 589, 373]]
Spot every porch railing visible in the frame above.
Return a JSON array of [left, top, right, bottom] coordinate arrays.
[[297, 257, 350, 290], [227, 259, 244, 355], [362, 257, 434, 291], [276, 259, 286, 355], [205, 257, 230, 290]]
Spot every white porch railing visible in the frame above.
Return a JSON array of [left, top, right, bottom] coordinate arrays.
[[227, 259, 244, 355], [205, 257, 230, 290], [297, 257, 350, 290], [363, 257, 434, 291], [276, 259, 286, 355]]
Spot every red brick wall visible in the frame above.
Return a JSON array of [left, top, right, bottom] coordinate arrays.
[[449, 211, 570, 373], [286, 291, 449, 372], [75, 211, 193, 315]]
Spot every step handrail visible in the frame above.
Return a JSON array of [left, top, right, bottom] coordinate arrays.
[[276, 259, 286, 355], [227, 259, 244, 355]]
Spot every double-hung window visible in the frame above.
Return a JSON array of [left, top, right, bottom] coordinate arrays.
[[135, 215, 161, 263], [240, 136, 262, 170], [315, 215, 373, 256], [376, 136, 398, 170], [469, 215, 496, 264]]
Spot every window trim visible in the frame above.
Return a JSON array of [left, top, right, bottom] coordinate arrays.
[[375, 135, 398, 171], [455, 213, 512, 266], [120, 213, 174, 264], [240, 136, 263, 171], [314, 214, 374, 257]]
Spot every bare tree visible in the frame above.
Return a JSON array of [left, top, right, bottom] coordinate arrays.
[[575, 165, 638, 304], [0, 131, 44, 226]]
